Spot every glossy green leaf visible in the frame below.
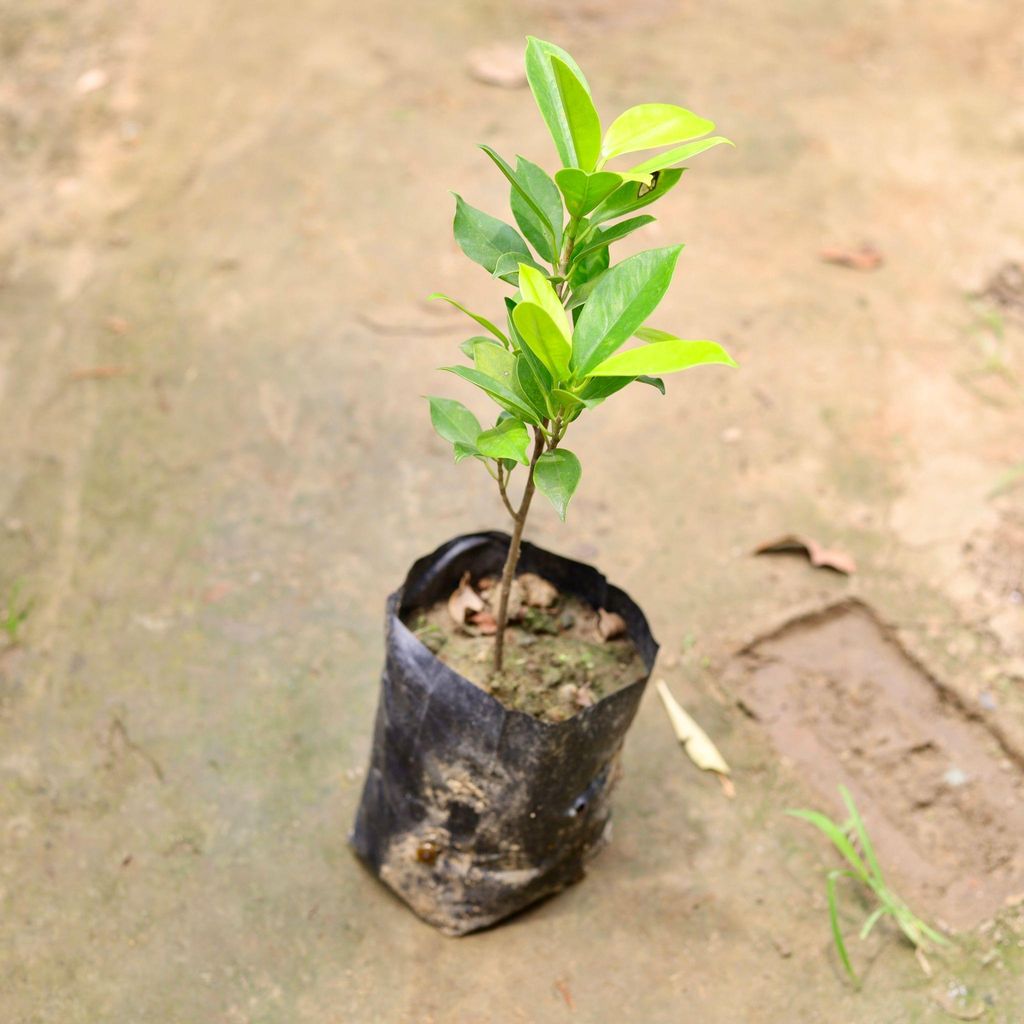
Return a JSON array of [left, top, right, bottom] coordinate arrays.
[[534, 449, 582, 520], [492, 250, 548, 285], [567, 245, 609, 293], [479, 146, 560, 260], [629, 136, 733, 175], [452, 193, 530, 274], [476, 417, 531, 465], [517, 263, 572, 344], [453, 440, 480, 463], [441, 365, 540, 424], [571, 245, 683, 375], [428, 292, 509, 346], [634, 326, 677, 343], [588, 339, 735, 377], [602, 103, 714, 160], [512, 301, 572, 382], [554, 169, 622, 218], [637, 374, 666, 394], [525, 37, 594, 168], [588, 168, 683, 226], [426, 396, 482, 448], [469, 336, 516, 381], [510, 156, 564, 262], [565, 269, 607, 310], [577, 374, 634, 408], [551, 387, 585, 412], [572, 215, 655, 261], [551, 56, 601, 171], [515, 353, 553, 419]]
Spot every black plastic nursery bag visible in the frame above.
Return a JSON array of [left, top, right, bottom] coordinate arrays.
[[350, 532, 658, 935]]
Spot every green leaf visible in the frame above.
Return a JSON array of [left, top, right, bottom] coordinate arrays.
[[517, 264, 572, 344], [492, 251, 548, 285], [629, 136, 733, 175], [637, 375, 665, 394], [602, 103, 714, 160], [510, 156, 564, 262], [551, 387, 585, 412], [554, 169, 622, 218], [568, 245, 609, 294], [571, 245, 683, 375], [588, 168, 683, 226], [515, 354, 553, 419], [426, 396, 482, 447], [441, 365, 541, 424], [428, 293, 509, 346], [588, 339, 735, 377], [839, 786, 884, 886], [453, 440, 480, 464], [551, 56, 601, 170], [566, 270, 607, 310], [476, 417, 531, 465], [525, 37, 594, 168], [512, 301, 572, 382], [577, 374, 634, 408], [786, 809, 870, 882], [827, 870, 859, 986], [572, 215, 656, 261], [634, 326, 677, 343], [479, 146, 560, 261], [469, 336, 516, 381], [533, 449, 582, 520], [452, 193, 530, 274]]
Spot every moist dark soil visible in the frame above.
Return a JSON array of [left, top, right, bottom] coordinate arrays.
[[404, 575, 647, 723]]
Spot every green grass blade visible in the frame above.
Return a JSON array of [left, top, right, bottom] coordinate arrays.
[[827, 870, 858, 986], [786, 808, 870, 882], [840, 786, 884, 886], [859, 905, 886, 940]]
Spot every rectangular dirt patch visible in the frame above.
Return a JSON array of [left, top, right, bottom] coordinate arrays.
[[728, 600, 1024, 930]]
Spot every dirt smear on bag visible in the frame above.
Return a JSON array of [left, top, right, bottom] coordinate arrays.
[[726, 599, 1024, 930]]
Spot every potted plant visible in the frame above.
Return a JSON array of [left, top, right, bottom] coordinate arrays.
[[351, 36, 734, 935]]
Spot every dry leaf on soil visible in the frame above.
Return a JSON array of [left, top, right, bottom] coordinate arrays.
[[753, 534, 857, 575], [470, 609, 497, 635], [518, 572, 558, 608], [596, 608, 626, 641], [655, 680, 732, 777], [447, 571, 484, 625], [819, 243, 884, 271]]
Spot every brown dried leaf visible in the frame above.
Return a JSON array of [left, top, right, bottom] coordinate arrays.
[[447, 571, 484, 626], [470, 609, 497, 635], [466, 45, 528, 89], [753, 534, 857, 575], [596, 608, 627, 642], [518, 572, 558, 608], [820, 243, 884, 271]]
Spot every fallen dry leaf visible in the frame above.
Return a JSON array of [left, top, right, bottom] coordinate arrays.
[[596, 608, 626, 642], [447, 571, 484, 626], [655, 679, 732, 777], [70, 365, 133, 381], [518, 572, 558, 608], [470, 609, 497, 635], [753, 534, 857, 575], [466, 45, 528, 89], [819, 243, 884, 271]]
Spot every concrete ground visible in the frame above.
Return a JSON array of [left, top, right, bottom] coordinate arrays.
[[2, 0, 1023, 1021]]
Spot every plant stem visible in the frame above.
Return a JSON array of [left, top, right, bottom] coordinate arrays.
[[492, 427, 546, 674]]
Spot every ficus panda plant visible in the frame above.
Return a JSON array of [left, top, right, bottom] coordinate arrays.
[[427, 37, 735, 674]]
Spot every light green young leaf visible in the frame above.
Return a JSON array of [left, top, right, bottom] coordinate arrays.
[[534, 449, 582, 520], [551, 56, 601, 171], [469, 336, 516, 381], [479, 145, 560, 260], [510, 156, 564, 262], [476, 417, 531, 465], [572, 215, 655, 262], [786, 809, 870, 883], [442, 365, 541, 425], [517, 263, 572, 344], [512, 301, 572, 382], [588, 168, 684, 226], [629, 136, 733, 175], [453, 440, 480, 463], [588, 339, 736, 377], [452, 194, 530, 274], [429, 292, 509, 346], [602, 103, 714, 160], [571, 245, 683, 375], [426, 396, 482, 447], [551, 387, 585, 412], [525, 37, 593, 168], [554, 169, 623, 218]]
